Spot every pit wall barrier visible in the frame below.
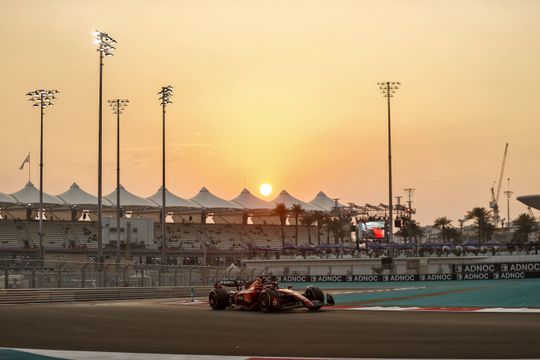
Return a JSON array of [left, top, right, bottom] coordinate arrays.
[[244, 254, 540, 277], [0, 286, 212, 305]]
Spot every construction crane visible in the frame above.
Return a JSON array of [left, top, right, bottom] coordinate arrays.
[[489, 143, 509, 225]]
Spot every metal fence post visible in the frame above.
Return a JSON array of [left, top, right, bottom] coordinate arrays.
[[81, 268, 86, 288], [122, 265, 127, 287], [57, 267, 61, 288], [31, 266, 36, 288], [174, 267, 178, 287]]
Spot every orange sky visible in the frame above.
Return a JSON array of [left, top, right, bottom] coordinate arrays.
[[1, 0, 539, 225]]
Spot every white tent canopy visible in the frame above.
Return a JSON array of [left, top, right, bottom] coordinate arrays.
[[0, 192, 17, 205], [10, 181, 65, 206], [57, 182, 111, 207], [271, 190, 322, 211], [230, 188, 274, 210], [190, 187, 243, 209], [309, 191, 340, 211], [148, 186, 201, 209], [105, 185, 156, 209]]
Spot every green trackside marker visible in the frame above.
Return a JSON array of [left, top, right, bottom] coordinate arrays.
[[0, 349, 65, 360]]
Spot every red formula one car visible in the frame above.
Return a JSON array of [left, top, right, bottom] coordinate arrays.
[[208, 277, 335, 312]]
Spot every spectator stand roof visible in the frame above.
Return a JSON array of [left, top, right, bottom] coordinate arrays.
[[517, 194, 540, 211], [147, 186, 201, 209], [10, 181, 65, 207], [190, 187, 244, 210], [57, 182, 112, 207], [230, 188, 274, 210], [104, 185, 156, 209], [309, 191, 341, 211], [0, 192, 17, 206], [271, 190, 322, 211]]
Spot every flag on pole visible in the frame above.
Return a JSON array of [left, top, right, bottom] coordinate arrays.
[[19, 153, 30, 170]]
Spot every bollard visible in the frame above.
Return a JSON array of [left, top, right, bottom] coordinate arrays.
[[190, 287, 194, 302]]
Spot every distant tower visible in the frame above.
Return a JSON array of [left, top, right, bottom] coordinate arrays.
[[404, 188, 415, 218], [503, 178, 513, 231]]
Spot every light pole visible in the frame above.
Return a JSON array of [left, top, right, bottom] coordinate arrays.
[[93, 30, 116, 281], [378, 81, 401, 257], [158, 85, 173, 266], [108, 99, 129, 265], [503, 178, 513, 231], [404, 188, 415, 219], [26, 90, 59, 267]]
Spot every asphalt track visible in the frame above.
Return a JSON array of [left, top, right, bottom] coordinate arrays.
[[1, 298, 540, 359]]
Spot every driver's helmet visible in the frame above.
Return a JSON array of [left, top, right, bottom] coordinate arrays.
[[247, 276, 265, 289]]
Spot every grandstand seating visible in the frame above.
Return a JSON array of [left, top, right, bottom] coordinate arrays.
[[0, 220, 337, 254], [0, 221, 24, 249], [69, 222, 98, 250], [24, 221, 76, 249]]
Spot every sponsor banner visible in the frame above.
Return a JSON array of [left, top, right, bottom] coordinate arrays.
[[452, 262, 540, 274], [265, 272, 540, 283]]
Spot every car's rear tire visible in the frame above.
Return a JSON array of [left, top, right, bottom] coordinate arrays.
[[209, 288, 229, 310], [259, 289, 279, 313], [305, 286, 324, 310]]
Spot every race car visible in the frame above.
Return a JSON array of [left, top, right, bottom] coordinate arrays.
[[208, 277, 335, 312]]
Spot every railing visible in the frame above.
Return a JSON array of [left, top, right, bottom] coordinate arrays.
[[0, 260, 255, 290], [0, 286, 212, 304]]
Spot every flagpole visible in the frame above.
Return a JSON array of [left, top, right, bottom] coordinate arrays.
[[28, 153, 31, 182]]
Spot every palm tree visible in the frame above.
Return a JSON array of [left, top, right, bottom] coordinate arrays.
[[312, 211, 325, 245], [465, 207, 491, 243], [445, 226, 461, 245], [290, 204, 304, 246], [273, 203, 287, 249], [301, 213, 315, 245], [396, 219, 424, 256], [324, 215, 332, 244], [433, 217, 452, 242], [512, 213, 538, 243]]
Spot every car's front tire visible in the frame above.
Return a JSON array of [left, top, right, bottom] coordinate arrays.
[[209, 288, 229, 310]]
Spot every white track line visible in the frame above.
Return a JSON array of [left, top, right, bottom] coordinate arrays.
[[4, 348, 457, 360], [340, 306, 540, 313]]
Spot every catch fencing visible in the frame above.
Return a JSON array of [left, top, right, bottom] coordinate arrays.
[[0, 259, 257, 289]]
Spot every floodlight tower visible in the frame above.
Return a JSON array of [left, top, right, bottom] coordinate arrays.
[[26, 89, 59, 267], [378, 81, 401, 257], [158, 85, 173, 265], [93, 30, 116, 279], [108, 99, 129, 264]]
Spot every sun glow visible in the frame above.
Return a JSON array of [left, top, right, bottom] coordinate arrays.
[[259, 183, 272, 197]]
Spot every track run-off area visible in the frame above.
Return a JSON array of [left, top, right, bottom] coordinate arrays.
[[0, 279, 540, 359]]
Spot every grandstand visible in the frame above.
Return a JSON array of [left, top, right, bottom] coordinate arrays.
[[0, 182, 356, 263], [10, 181, 516, 267]]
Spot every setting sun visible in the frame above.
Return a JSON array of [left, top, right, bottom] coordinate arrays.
[[259, 183, 272, 197]]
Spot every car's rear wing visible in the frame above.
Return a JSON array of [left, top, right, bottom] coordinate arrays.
[[214, 280, 245, 289]]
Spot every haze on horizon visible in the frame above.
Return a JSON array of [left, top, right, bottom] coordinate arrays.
[[0, 0, 539, 226]]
